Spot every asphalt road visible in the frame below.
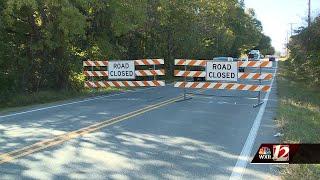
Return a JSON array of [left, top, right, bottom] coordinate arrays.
[[0, 63, 279, 179]]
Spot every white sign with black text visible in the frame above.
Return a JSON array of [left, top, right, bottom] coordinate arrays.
[[206, 61, 238, 81], [108, 61, 135, 80]]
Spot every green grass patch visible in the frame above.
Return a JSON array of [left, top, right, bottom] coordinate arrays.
[[0, 87, 123, 112], [277, 61, 320, 179]]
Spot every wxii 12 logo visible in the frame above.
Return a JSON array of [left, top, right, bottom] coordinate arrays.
[[273, 145, 289, 161]]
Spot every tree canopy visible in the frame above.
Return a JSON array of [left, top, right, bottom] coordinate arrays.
[[287, 15, 320, 86], [0, 0, 274, 96]]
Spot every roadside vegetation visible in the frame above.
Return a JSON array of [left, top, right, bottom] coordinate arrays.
[[277, 15, 320, 180], [0, 0, 274, 109]]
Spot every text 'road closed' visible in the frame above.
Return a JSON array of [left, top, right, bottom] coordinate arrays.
[[108, 61, 135, 80], [206, 61, 238, 81]]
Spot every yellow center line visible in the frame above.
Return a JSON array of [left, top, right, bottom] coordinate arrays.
[[0, 94, 183, 157], [0, 89, 205, 164]]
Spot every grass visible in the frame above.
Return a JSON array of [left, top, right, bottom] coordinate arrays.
[[0, 87, 123, 113], [276, 61, 320, 179]]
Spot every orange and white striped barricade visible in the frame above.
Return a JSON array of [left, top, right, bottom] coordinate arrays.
[[174, 59, 272, 68], [174, 59, 273, 107], [83, 59, 165, 88], [174, 70, 273, 80]]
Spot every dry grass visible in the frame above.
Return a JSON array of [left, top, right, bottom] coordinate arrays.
[[276, 61, 320, 179]]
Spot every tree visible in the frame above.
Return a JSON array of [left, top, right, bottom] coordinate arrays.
[[0, 0, 275, 99], [254, 35, 275, 55], [287, 15, 320, 86]]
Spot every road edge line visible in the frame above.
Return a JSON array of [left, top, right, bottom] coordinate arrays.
[[229, 63, 278, 180]]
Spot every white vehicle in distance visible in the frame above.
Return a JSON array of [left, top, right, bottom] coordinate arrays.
[[213, 57, 234, 62], [248, 50, 261, 61]]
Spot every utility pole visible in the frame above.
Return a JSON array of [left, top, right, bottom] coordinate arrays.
[[307, 0, 311, 53], [308, 0, 311, 27], [286, 31, 290, 58], [289, 23, 295, 36]]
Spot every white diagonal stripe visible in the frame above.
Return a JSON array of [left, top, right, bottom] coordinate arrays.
[[89, 81, 95, 87], [247, 73, 255, 79], [117, 82, 124, 87], [158, 70, 165, 75], [135, 71, 142, 76], [137, 81, 144, 86], [174, 82, 183, 87], [97, 71, 104, 76], [97, 81, 104, 87], [145, 70, 153, 76], [106, 81, 114, 87], [256, 86, 263, 91], [148, 81, 155, 86], [230, 84, 238, 90], [207, 83, 215, 89], [157, 59, 164, 64], [196, 82, 205, 88], [243, 62, 249, 67], [127, 81, 135, 87], [219, 83, 228, 89], [185, 82, 193, 88], [260, 62, 272, 67], [260, 74, 267, 79], [158, 81, 165, 86], [189, 72, 196, 76], [147, 59, 154, 65], [135, 60, 143, 65], [242, 85, 250, 91]]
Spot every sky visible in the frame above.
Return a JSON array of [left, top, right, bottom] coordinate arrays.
[[244, 0, 320, 53]]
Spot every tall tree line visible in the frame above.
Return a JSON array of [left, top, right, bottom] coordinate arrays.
[[0, 0, 274, 96], [287, 15, 320, 86]]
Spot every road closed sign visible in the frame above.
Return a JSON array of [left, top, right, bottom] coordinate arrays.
[[108, 61, 135, 80], [206, 61, 238, 81]]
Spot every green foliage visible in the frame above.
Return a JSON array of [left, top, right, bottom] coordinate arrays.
[[278, 18, 320, 179], [254, 34, 275, 55], [277, 61, 320, 179], [0, 0, 273, 97], [287, 16, 320, 87]]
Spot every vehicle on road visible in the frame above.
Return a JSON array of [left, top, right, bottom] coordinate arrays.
[[213, 57, 234, 62], [248, 50, 261, 61], [269, 56, 276, 61]]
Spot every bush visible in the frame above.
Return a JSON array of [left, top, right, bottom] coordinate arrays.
[[287, 16, 320, 87]]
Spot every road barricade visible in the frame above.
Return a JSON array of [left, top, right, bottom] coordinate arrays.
[[83, 59, 165, 88], [173, 59, 273, 107]]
